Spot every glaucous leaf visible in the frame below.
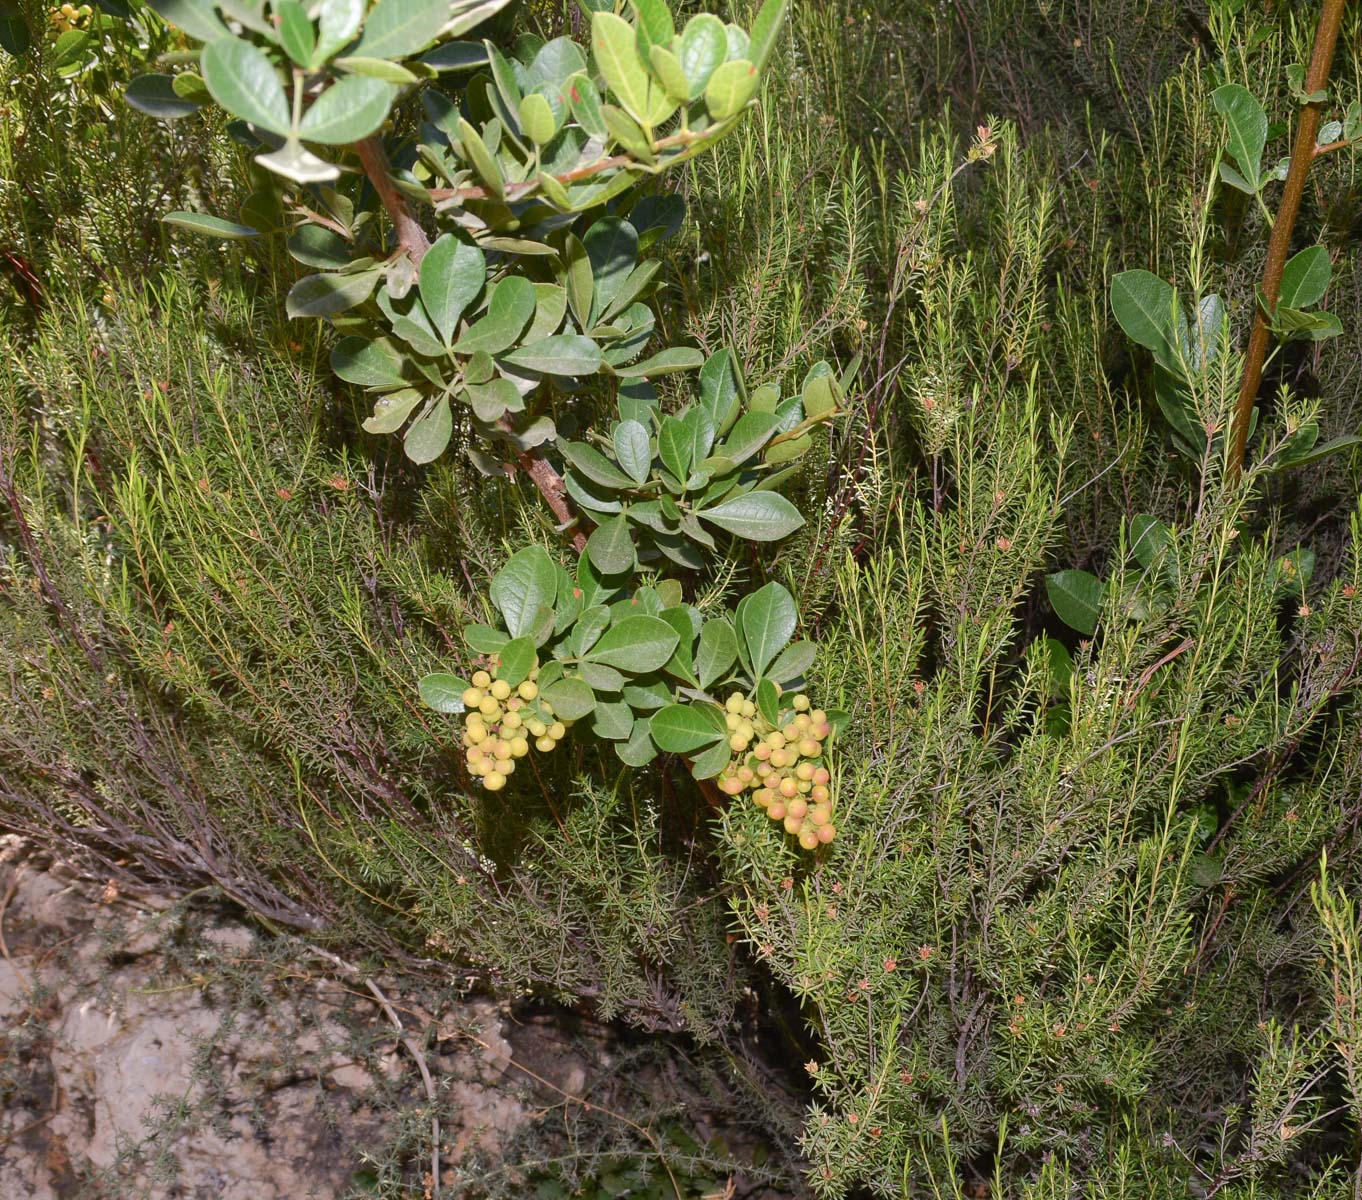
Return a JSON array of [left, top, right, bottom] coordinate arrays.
[[454, 276, 537, 353], [419, 233, 485, 343], [542, 677, 596, 720], [696, 617, 737, 688], [404, 395, 452, 463], [1110, 270, 1178, 362], [586, 514, 636, 575], [613, 419, 652, 484], [299, 75, 396, 143], [704, 57, 756, 120], [739, 581, 797, 678], [495, 636, 537, 686], [286, 268, 380, 318], [503, 334, 603, 376], [162, 211, 259, 238], [1212, 83, 1267, 188], [492, 545, 558, 639], [353, 0, 447, 59], [676, 12, 725, 99], [587, 614, 679, 673], [650, 703, 727, 753], [418, 672, 469, 713], [362, 388, 423, 433], [698, 492, 804, 540], [201, 38, 291, 135]]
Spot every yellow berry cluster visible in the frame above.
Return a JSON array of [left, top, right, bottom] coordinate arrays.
[[459, 666, 568, 792], [715, 692, 836, 850], [49, 3, 92, 30]]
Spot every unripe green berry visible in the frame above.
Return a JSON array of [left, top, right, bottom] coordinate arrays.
[[479, 696, 500, 717], [527, 719, 548, 738], [729, 733, 749, 752], [510, 737, 529, 757], [741, 700, 756, 719]]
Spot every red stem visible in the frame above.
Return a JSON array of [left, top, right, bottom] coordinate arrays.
[[1226, 0, 1346, 482]]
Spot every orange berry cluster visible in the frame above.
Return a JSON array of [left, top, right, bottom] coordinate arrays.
[[459, 666, 568, 791], [715, 692, 836, 850]]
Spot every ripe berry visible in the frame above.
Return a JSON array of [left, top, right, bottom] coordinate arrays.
[[463, 687, 483, 708], [810, 709, 827, 724], [768, 801, 787, 821], [466, 724, 488, 745], [548, 721, 566, 740], [782, 722, 800, 740], [729, 733, 749, 752], [490, 679, 512, 701], [813, 767, 830, 786], [798, 737, 822, 759], [811, 784, 830, 803], [510, 737, 530, 757], [741, 700, 756, 719], [478, 696, 500, 717], [769, 748, 789, 769], [778, 777, 799, 799], [794, 694, 810, 711], [796, 762, 815, 781], [767, 731, 786, 750], [484, 771, 506, 791], [720, 776, 745, 796], [535, 735, 555, 753], [817, 825, 836, 844], [809, 803, 832, 826], [753, 743, 772, 761], [472, 670, 491, 688], [783, 815, 802, 835], [787, 797, 808, 819], [799, 829, 820, 850], [502, 711, 523, 730], [753, 788, 773, 808], [518, 681, 539, 700], [725, 693, 745, 714]]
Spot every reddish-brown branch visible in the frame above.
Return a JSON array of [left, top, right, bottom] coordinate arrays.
[[354, 135, 431, 263], [515, 442, 589, 553], [1227, 0, 1347, 482]]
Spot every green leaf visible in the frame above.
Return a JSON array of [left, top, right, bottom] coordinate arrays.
[[495, 636, 537, 687], [587, 614, 678, 672], [617, 718, 658, 766], [420, 39, 488, 71], [418, 672, 469, 713], [362, 388, 423, 433], [746, 0, 787, 74], [560, 441, 635, 490], [648, 45, 689, 102], [657, 417, 691, 482], [404, 395, 452, 463], [704, 58, 756, 120], [145, 0, 226, 43], [756, 677, 779, 726], [696, 618, 737, 688], [631, 0, 673, 52], [287, 224, 352, 268], [300, 76, 396, 143], [565, 71, 607, 137], [612, 420, 652, 484], [739, 581, 797, 678], [542, 678, 596, 720], [126, 74, 203, 119], [503, 334, 603, 376], [492, 545, 558, 639], [334, 58, 419, 84], [201, 38, 291, 135], [1278, 245, 1331, 310], [454, 277, 536, 354], [519, 90, 557, 145], [1130, 514, 1173, 571], [690, 738, 730, 780], [1212, 83, 1267, 189], [419, 233, 485, 344], [464, 624, 508, 653], [650, 703, 726, 753], [331, 336, 408, 387], [162, 211, 259, 239], [276, 0, 316, 66], [586, 515, 636, 575], [1110, 270, 1178, 362], [592, 10, 656, 127], [455, 116, 505, 198], [699, 492, 804, 541], [676, 13, 725, 99], [354, 0, 447, 59], [767, 639, 815, 684], [593, 699, 635, 740], [286, 268, 380, 318], [584, 217, 638, 320], [315, 0, 363, 59], [613, 347, 706, 378], [1045, 569, 1105, 636]]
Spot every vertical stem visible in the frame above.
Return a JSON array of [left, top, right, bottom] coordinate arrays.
[[1226, 0, 1347, 482], [351, 137, 587, 543], [354, 135, 431, 264]]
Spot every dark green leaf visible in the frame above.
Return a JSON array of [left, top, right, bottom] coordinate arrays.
[[696, 617, 737, 688], [690, 738, 730, 780], [300, 75, 397, 143], [496, 636, 537, 686], [756, 677, 778, 726], [1110, 270, 1178, 362], [331, 336, 408, 387], [559, 440, 635, 490], [287, 268, 380, 318], [419, 233, 485, 344], [613, 347, 706, 378], [740, 581, 797, 678], [201, 38, 291, 135], [613, 419, 652, 484], [418, 672, 470, 712], [1045, 569, 1105, 636], [162, 211, 259, 238], [492, 545, 558, 638], [503, 334, 603, 376], [454, 276, 536, 354], [586, 514, 636, 575], [1278, 245, 1331, 310], [126, 74, 202, 119], [698, 492, 804, 541], [650, 703, 726, 753], [1212, 83, 1266, 188], [767, 639, 815, 684], [587, 614, 678, 673]]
